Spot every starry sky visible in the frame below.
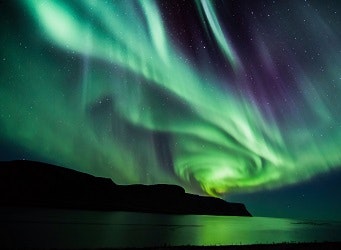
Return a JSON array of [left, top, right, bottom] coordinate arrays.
[[1, 0, 341, 220]]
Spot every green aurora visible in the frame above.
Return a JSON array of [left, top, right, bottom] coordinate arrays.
[[1, 0, 341, 197]]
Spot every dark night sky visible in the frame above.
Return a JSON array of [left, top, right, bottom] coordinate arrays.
[[1, 0, 341, 221]]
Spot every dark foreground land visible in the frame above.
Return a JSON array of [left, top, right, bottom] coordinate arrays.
[[2, 242, 341, 250], [115, 242, 340, 250], [118, 242, 340, 249], [0, 160, 251, 216]]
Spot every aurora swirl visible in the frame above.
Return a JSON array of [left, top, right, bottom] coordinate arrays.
[[0, 0, 340, 197]]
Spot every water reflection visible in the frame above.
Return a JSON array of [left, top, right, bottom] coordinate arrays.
[[0, 208, 340, 248]]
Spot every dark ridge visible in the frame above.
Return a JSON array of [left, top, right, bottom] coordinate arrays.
[[0, 160, 251, 216]]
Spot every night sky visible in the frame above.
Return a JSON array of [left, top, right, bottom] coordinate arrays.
[[1, 0, 341, 221]]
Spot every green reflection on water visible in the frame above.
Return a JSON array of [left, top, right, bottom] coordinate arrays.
[[1, 209, 340, 248]]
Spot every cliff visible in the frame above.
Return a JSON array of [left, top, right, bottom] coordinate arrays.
[[0, 160, 251, 216]]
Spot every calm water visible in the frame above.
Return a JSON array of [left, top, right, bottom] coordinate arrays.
[[0, 208, 340, 248]]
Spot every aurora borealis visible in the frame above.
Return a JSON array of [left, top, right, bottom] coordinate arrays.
[[1, 0, 341, 218]]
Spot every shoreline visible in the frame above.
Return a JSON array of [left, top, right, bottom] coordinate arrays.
[[116, 242, 340, 250], [4, 242, 341, 250]]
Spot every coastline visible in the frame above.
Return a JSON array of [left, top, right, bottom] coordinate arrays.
[[3, 242, 341, 250], [120, 242, 340, 249]]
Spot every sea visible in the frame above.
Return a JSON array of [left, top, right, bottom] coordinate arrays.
[[0, 207, 340, 248]]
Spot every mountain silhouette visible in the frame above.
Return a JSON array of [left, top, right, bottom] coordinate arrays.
[[0, 160, 251, 216]]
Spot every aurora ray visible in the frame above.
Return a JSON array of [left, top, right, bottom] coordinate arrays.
[[0, 0, 340, 196]]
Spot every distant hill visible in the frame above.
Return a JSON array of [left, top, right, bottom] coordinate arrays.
[[0, 160, 251, 216]]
